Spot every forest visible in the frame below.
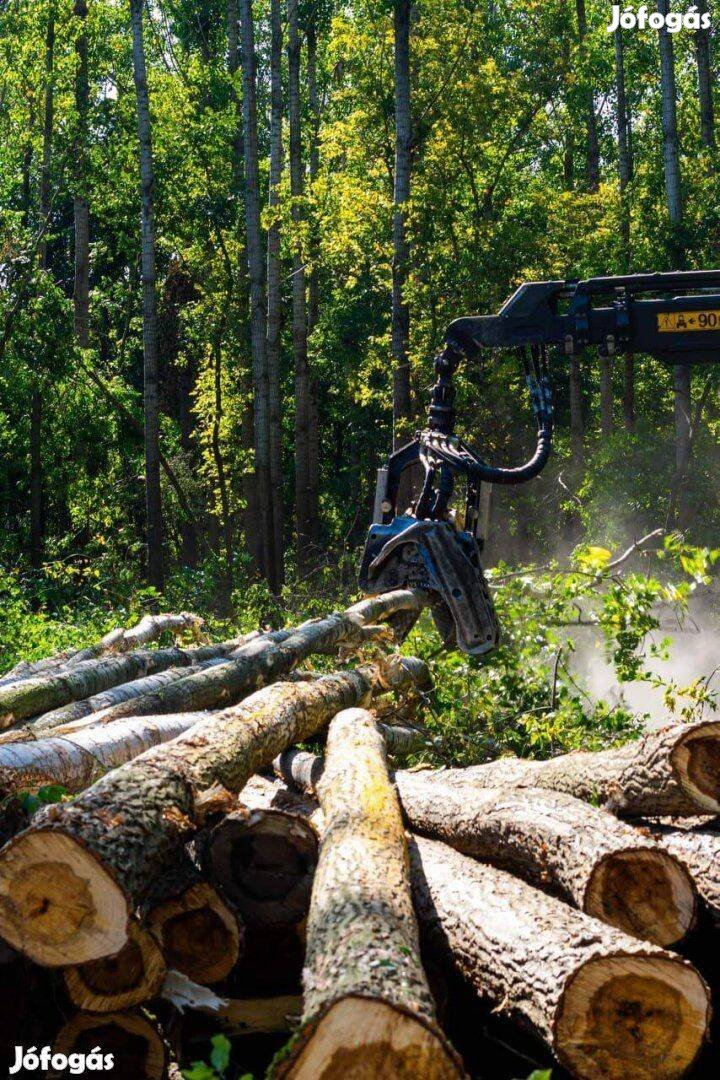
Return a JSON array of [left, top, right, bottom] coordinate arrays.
[[2, 0, 720, 1077]]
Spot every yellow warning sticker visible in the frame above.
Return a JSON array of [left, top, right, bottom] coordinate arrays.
[[658, 310, 720, 332]]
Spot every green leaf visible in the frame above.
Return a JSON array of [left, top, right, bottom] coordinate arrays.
[[209, 1034, 231, 1075]]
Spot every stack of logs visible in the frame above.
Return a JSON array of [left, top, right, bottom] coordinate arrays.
[[0, 596, 718, 1079]]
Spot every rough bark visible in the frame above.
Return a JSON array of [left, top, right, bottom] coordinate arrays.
[[307, 15, 320, 334], [266, 0, 284, 588], [576, 0, 599, 192], [392, 0, 412, 447], [141, 853, 242, 984], [0, 653, 426, 965], [73, 0, 90, 347], [64, 918, 166, 1012], [0, 712, 202, 797], [205, 774, 318, 927], [273, 708, 463, 1079], [643, 817, 720, 926], [288, 0, 313, 572], [394, 772, 695, 946], [410, 836, 710, 1080], [694, 0, 715, 150], [52, 1010, 166, 1080], [70, 590, 428, 722], [238, 0, 274, 585], [130, 0, 164, 588], [0, 641, 237, 727], [430, 719, 720, 818]]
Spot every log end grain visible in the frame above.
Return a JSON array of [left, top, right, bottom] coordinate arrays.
[[672, 724, 720, 813], [207, 808, 318, 927], [52, 1011, 166, 1080], [584, 848, 697, 946], [276, 998, 463, 1080], [64, 920, 166, 1012], [555, 954, 710, 1080], [146, 880, 241, 984], [0, 830, 128, 965]]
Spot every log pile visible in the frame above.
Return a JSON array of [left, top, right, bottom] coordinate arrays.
[[0, 596, 718, 1079]]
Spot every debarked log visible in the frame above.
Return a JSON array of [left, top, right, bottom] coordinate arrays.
[[393, 770, 696, 946], [51, 1010, 166, 1080], [85, 589, 430, 722], [272, 707, 463, 1080], [0, 654, 427, 966], [0, 713, 207, 797], [0, 640, 242, 728], [410, 835, 710, 1080], [141, 853, 242, 985], [204, 774, 319, 928], [427, 719, 720, 818], [63, 918, 166, 1012]]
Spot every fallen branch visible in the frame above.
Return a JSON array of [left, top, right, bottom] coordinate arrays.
[[273, 708, 463, 1079], [410, 835, 710, 1080], [0, 654, 427, 965], [426, 719, 720, 818]]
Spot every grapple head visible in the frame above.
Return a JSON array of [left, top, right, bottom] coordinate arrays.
[[359, 516, 499, 656]]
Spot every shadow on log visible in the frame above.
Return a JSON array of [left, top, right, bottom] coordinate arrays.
[[51, 1011, 166, 1080]]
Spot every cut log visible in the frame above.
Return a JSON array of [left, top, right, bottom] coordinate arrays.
[[273, 707, 463, 1080], [205, 775, 318, 927], [86, 589, 428, 722], [63, 918, 166, 1012], [51, 1010, 166, 1080], [394, 771, 696, 946], [0, 649, 426, 966], [1, 663, 220, 742], [162, 969, 302, 1035], [278, 751, 697, 947], [0, 640, 241, 728], [0, 713, 205, 797], [410, 835, 710, 1080], [0, 612, 205, 687], [141, 854, 242, 984], [643, 817, 720, 926], [427, 719, 720, 818]]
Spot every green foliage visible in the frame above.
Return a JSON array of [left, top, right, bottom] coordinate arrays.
[[182, 1035, 251, 1080]]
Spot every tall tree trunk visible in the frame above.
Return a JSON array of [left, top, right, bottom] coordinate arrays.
[[623, 352, 635, 432], [614, 25, 631, 266], [226, 0, 262, 577], [238, 0, 274, 586], [392, 0, 412, 446], [288, 0, 313, 572], [266, 0, 284, 587], [130, 0, 163, 589], [73, 0, 90, 348], [569, 354, 584, 468], [576, 0, 599, 192], [658, 0, 691, 515], [694, 0, 715, 150], [600, 356, 613, 438], [31, 4, 56, 575], [306, 14, 321, 549]]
